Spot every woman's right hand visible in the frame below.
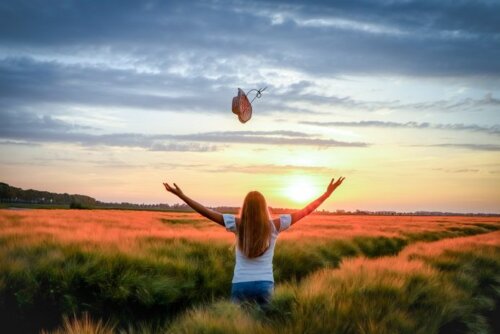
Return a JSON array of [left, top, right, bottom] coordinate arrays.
[[163, 182, 184, 197], [162, 181, 225, 227], [326, 177, 345, 195]]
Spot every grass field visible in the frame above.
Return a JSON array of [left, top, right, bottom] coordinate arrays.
[[0, 209, 499, 333]]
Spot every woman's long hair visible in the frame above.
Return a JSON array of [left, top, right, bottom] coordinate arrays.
[[238, 191, 272, 258]]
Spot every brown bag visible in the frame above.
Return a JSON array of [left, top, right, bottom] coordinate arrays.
[[232, 88, 252, 123]]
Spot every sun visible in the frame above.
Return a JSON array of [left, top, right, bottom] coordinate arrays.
[[284, 176, 319, 204]]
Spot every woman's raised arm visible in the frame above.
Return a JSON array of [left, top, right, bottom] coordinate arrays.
[[163, 182, 224, 226], [290, 177, 345, 226]]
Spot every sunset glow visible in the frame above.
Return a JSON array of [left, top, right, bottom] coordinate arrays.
[[0, 1, 499, 213], [284, 176, 320, 204]]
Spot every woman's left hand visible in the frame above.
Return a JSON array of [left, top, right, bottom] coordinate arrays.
[[163, 182, 184, 197]]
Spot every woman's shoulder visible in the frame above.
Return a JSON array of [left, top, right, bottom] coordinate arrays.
[[271, 214, 292, 233]]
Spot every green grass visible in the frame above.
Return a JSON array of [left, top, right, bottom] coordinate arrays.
[[404, 223, 499, 242], [0, 223, 498, 333], [273, 236, 408, 282], [0, 237, 235, 333], [0, 236, 407, 331], [166, 244, 500, 334]]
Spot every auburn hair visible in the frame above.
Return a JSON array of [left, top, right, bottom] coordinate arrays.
[[237, 191, 272, 258]]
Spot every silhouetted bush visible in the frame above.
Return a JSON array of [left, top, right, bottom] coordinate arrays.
[[69, 201, 90, 209]]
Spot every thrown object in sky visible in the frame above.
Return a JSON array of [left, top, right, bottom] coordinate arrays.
[[232, 88, 252, 123], [231, 87, 267, 123]]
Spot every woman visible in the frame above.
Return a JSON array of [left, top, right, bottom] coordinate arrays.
[[163, 176, 345, 307]]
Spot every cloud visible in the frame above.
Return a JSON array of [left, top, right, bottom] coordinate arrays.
[[425, 143, 500, 151], [248, 0, 500, 38], [294, 17, 405, 36], [0, 111, 369, 150], [301, 120, 500, 135], [390, 93, 500, 112], [0, 111, 217, 152], [206, 164, 347, 175], [2, 0, 500, 121], [169, 131, 367, 147], [3, 56, 497, 118], [1, 0, 499, 80], [149, 142, 217, 152], [431, 168, 480, 173], [284, 89, 500, 114], [233, 0, 500, 77], [0, 0, 498, 158], [0, 140, 41, 147], [0, 57, 231, 113]]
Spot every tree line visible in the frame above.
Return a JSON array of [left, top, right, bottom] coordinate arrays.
[[0, 182, 97, 207]]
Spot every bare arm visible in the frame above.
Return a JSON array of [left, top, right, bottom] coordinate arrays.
[[163, 182, 224, 227], [290, 177, 345, 226]]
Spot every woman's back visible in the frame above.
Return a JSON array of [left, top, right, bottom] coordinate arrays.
[[223, 214, 292, 283], [224, 213, 291, 306]]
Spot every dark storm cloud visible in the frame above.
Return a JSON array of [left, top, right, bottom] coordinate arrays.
[[301, 120, 500, 136], [0, 57, 231, 113], [1, 0, 499, 77], [1, 0, 499, 145], [249, 0, 500, 76], [0, 111, 368, 149]]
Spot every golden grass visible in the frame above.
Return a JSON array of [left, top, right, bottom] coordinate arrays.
[[1, 209, 499, 333], [41, 312, 116, 334], [169, 232, 500, 334], [1, 209, 498, 252]]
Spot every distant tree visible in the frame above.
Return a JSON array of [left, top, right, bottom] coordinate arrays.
[[0, 182, 96, 206]]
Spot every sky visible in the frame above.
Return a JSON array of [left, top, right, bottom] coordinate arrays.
[[1, 0, 499, 213]]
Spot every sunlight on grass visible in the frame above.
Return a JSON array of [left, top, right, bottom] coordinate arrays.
[[0, 209, 498, 333], [166, 232, 500, 334], [42, 313, 116, 334]]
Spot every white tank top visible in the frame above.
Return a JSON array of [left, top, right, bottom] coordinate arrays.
[[222, 214, 292, 283]]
